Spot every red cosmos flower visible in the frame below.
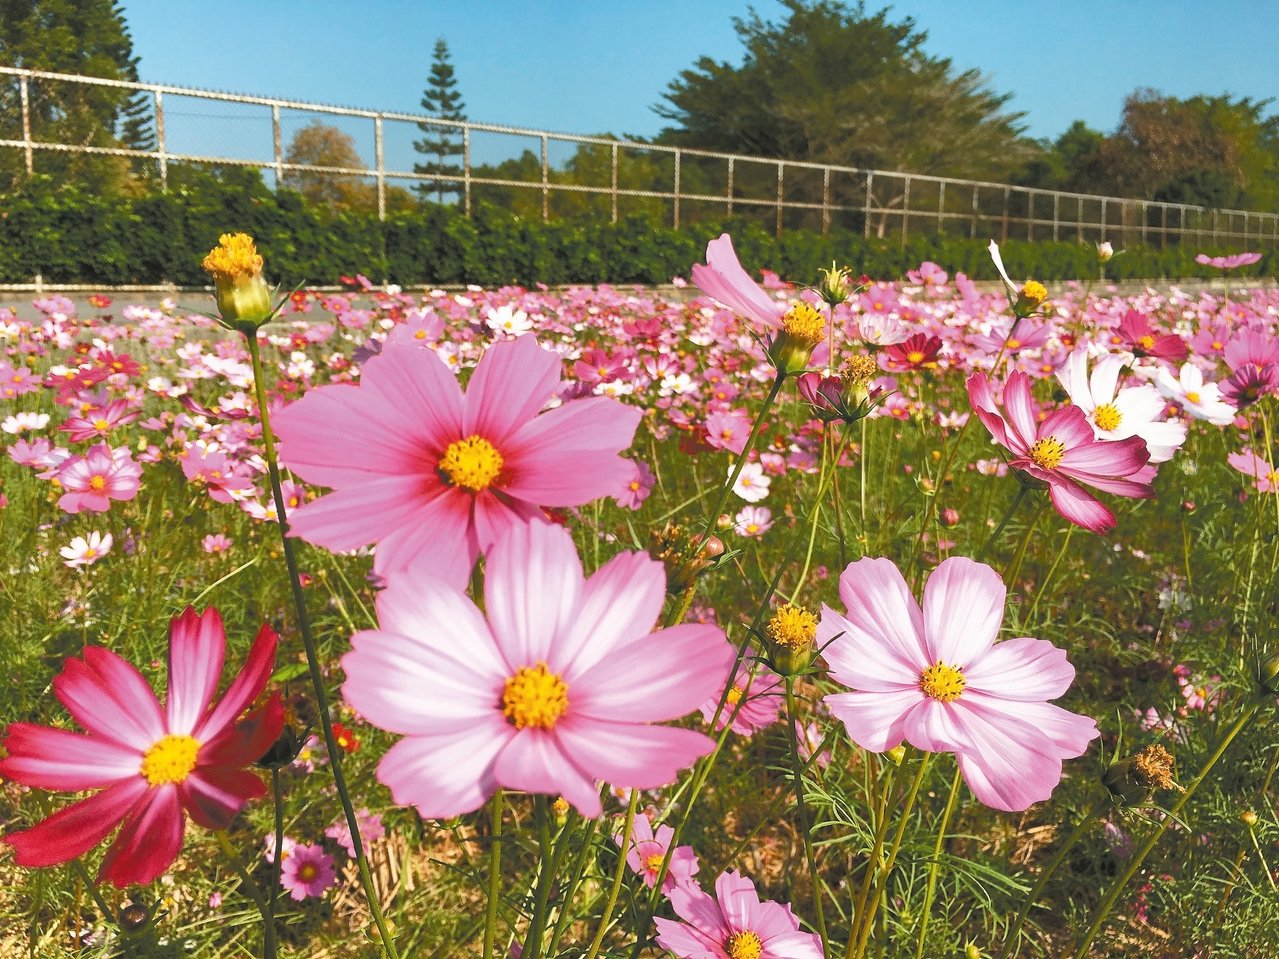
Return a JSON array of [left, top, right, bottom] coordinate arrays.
[[1114, 310, 1188, 362], [967, 371, 1154, 534], [882, 333, 943, 371], [331, 723, 360, 754], [0, 608, 282, 887]]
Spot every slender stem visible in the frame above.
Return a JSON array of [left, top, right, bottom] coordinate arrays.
[[913, 765, 963, 959], [1028, 524, 1074, 619], [525, 797, 557, 959], [583, 790, 639, 959], [214, 830, 275, 959], [1072, 702, 1262, 958], [1002, 502, 1047, 588], [267, 768, 284, 945], [845, 756, 904, 959], [702, 373, 786, 538], [977, 485, 1029, 565], [852, 753, 932, 959], [69, 860, 139, 959], [481, 791, 504, 959], [1002, 802, 1101, 957], [547, 814, 601, 956], [785, 677, 829, 953], [244, 332, 400, 959]]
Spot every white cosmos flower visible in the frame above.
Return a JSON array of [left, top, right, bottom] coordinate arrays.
[[731, 461, 771, 503], [60, 531, 113, 568], [1154, 362, 1237, 427], [1056, 350, 1186, 463]]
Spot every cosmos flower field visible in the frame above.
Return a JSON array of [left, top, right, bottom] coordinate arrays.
[[0, 236, 1276, 959]]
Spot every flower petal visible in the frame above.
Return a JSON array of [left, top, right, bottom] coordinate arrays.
[[484, 521, 584, 670], [964, 638, 1075, 702], [1046, 477, 1116, 534], [194, 624, 278, 742], [556, 549, 665, 677], [166, 607, 226, 735], [949, 700, 1066, 812], [0, 723, 140, 791], [97, 785, 185, 887], [53, 648, 165, 751], [463, 335, 562, 443], [554, 717, 715, 792], [180, 767, 267, 830], [378, 718, 510, 821], [921, 557, 1005, 667], [492, 728, 601, 817], [3, 778, 146, 868], [834, 557, 928, 671], [824, 687, 923, 753], [818, 606, 919, 691]]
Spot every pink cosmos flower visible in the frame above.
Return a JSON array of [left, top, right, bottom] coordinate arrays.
[[60, 531, 113, 568], [202, 533, 234, 554], [1115, 310, 1188, 362], [734, 505, 773, 537], [820, 556, 1099, 811], [324, 808, 385, 857], [59, 398, 139, 442], [341, 521, 733, 819], [280, 843, 336, 901], [1195, 251, 1262, 270], [55, 443, 142, 514], [613, 460, 655, 510], [654, 870, 823, 959], [700, 663, 783, 737], [275, 335, 642, 584], [0, 608, 282, 886], [705, 409, 754, 454], [1228, 449, 1279, 492], [691, 234, 786, 329], [967, 371, 1153, 534], [616, 811, 699, 894]]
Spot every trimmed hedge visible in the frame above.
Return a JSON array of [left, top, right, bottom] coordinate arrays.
[[1, 172, 1274, 287]]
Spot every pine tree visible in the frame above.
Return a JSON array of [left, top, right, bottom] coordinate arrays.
[[413, 38, 467, 204]]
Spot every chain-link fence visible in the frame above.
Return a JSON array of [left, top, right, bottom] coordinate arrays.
[[3, 65, 1278, 251]]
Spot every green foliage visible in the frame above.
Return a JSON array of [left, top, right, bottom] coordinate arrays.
[[414, 37, 467, 203]]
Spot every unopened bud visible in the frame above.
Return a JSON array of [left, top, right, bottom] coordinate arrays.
[[1242, 809, 1259, 828], [766, 603, 818, 675], [202, 233, 275, 333], [1259, 651, 1279, 696], [769, 303, 826, 376], [649, 523, 724, 594], [1103, 744, 1180, 806], [119, 902, 150, 932], [1097, 241, 1114, 262], [817, 262, 853, 306], [940, 507, 960, 527]]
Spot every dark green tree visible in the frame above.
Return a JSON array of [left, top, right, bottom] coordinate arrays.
[[413, 38, 467, 204], [0, 0, 149, 191]]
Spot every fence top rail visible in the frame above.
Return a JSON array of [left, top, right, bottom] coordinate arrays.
[[6, 65, 1278, 225]]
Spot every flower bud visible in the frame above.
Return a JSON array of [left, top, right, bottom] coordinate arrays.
[[817, 262, 852, 306], [1103, 744, 1179, 806], [1259, 650, 1279, 697], [796, 371, 846, 423], [766, 603, 818, 675], [768, 302, 826, 376], [1097, 241, 1114, 262], [940, 507, 960, 527], [202, 233, 275, 333], [1242, 809, 1259, 828], [119, 901, 150, 932], [965, 946, 982, 959], [882, 745, 907, 766], [648, 523, 724, 595], [1013, 280, 1048, 319]]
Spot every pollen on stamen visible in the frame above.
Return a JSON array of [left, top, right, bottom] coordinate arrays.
[[1027, 436, 1066, 470]]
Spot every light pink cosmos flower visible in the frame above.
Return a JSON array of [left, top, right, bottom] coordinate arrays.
[[734, 505, 773, 537], [691, 234, 786, 329], [967, 371, 1153, 534], [731, 461, 771, 503], [1154, 362, 1237, 426], [280, 843, 336, 901], [613, 460, 655, 510], [1228, 449, 1279, 492], [275, 335, 642, 585], [820, 556, 1099, 812], [705, 409, 753, 454], [55, 443, 142, 514], [325, 808, 385, 857], [654, 870, 822, 959], [1055, 350, 1186, 464], [616, 811, 699, 895], [0, 608, 282, 886], [341, 521, 733, 819], [1195, 251, 1262, 270], [60, 531, 113, 568], [59, 398, 139, 442], [700, 663, 783, 737]]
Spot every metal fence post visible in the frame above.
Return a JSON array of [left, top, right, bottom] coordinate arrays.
[[19, 73, 32, 175], [271, 103, 283, 188], [970, 185, 978, 239], [775, 161, 784, 237], [463, 126, 471, 218], [1052, 193, 1060, 242], [155, 89, 167, 189], [726, 156, 734, 218], [864, 172, 873, 240], [900, 175, 910, 246], [540, 134, 549, 223], [1000, 186, 1009, 243], [822, 166, 831, 235], [937, 180, 945, 235], [1026, 191, 1034, 241], [610, 141, 618, 224], [374, 115, 386, 221], [673, 148, 681, 229]]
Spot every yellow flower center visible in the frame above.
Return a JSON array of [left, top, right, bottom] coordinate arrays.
[[1027, 436, 1065, 470], [644, 852, 666, 874], [1138, 335, 1155, 350], [725, 687, 743, 706], [781, 303, 826, 345], [842, 354, 879, 387], [919, 662, 965, 703], [92, 418, 110, 431], [767, 604, 817, 650], [1184, 391, 1201, 404], [83, 549, 97, 559], [1020, 281, 1047, 305], [299, 863, 318, 881], [140, 734, 200, 786], [89, 475, 107, 490], [1211, 341, 1223, 350], [906, 351, 925, 364], [726, 930, 763, 959], [1093, 403, 1122, 432], [201, 233, 264, 282], [502, 663, 569, 730], [414, 329, 428, 340], [1006, 339, 1022, 349], [438, 435, 504, 492]]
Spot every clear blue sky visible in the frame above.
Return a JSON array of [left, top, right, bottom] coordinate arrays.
[[120, 0, 1278, 171]]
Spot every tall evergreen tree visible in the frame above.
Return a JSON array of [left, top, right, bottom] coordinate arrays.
[[413, 38, 467, 204]]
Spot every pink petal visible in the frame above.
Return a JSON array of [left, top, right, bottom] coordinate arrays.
[[569, 623, 732, 723], [824, 687, 923, 753], [287, 475, 447, 554], [194, 624, 278, 742], [1058, 434, 1150, 476], [492, 728, 601, 817], [463, 335, 562, 443], [948, 700, 1066, 812], [360, 340, 465, 445], [902, 697, 972, 753], [166, 607, 226, 734], [377, 717, 510, 820], [180, 767, 267, 830], [555, 550, 666, 677], [1001, 372, 1039, 445], [372, 571, 508, 679], [0, 723, 140, 791], [667, 879, 731, 940], [471, 492, 542, 559], [835, 557, 928, 670], [501, 397, 643, 505], [964, 638, 1075, 701], [554, 718, 715, 793], [1035, 405, 1095, 449], [1046, 478, 1116, 534], [199, 696, 284, 768], [3, 778, 146, 868], [921, 557, 1005, 666], [966, 373, 1013, 450], [484, 521, 584, 670], [691, 234, 785, 328], [963, 693, 1099, 759], [53, 648, 165, 751], [97, 785, 185, 887], [371, 488, 475, 585], [653, 917, 721, 959], [818, 606, 919, 691], [716, 868, 761, 933]]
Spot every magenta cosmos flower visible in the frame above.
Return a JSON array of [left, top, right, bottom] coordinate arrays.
[[617, 811, 699, 894], [967, 370, 1153, 534], [275, 334, 642, 584], [0, 607, 282, 886], [654, 869, 823, 959], [820, 556, 1098, 812], [341, 520, 733, 819]]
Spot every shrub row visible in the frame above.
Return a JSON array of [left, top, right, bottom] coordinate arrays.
[[1, 171, 1275, 287]]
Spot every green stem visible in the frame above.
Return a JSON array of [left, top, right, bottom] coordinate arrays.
[[785, 678, 829, 953], [702, 373, 786, 538], [547, 814, 602, 956], [69, 860, 139, 959], [214, 830, 276, 959], [583, 790, 640, 959], [524, 797, 556, 959], [481, 791, 504, 959], [244, 332, 400, 959], [913, 765, 963, 959], [1072, 701, 1263, 958], [1028, 524, 1074, 620], [845, 756, 903, 959], [977, 485, 1029, 565], [1002, 801, 1101, 957], [267, 768, 284, 944]]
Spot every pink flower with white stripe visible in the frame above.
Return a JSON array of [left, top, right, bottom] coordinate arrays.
[[821, 556, 1099, 812], [967, 371, 1153, 534], [55, 443, 142, 514]]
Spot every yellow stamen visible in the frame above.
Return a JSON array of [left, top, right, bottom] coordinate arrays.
[[502, 663, 569, 730], [1006, 339, 1022, 349], [726, 930, 763, 959], [1184, 391, 1201, 404], [906, 351, 925, 365], [780, 303, 825, 345], [299, 863, 318, 881], [1138, 335, 1155, 350], [201, 233, 264, 282], [1020, 281, 1047, 305], [140, 734, 200, 786], [1093, 403, 1122, 432], [1027, 436, 1065, 470], [725, 687, 743, 706], [438, 435, 504, 492], [644, 852, 666, 874], [767, 604, 817, 650], [919, 662, 965, 703], [92, 418, 110, 431], [89, 475, 107, 491]]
